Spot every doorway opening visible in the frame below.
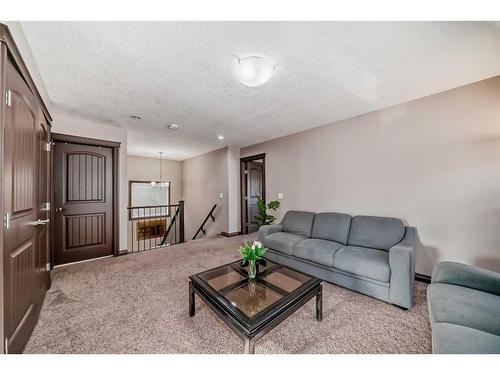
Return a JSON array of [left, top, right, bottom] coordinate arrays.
[[240, 153, 266, 234]]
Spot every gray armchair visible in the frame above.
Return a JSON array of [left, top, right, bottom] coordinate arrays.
[[428, 261, 500, 353]]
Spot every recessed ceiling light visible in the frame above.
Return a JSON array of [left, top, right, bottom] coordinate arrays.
[[217, 135, 224, 141], [168, 123, 179, 130], [130, 114, 142, 120], [234, 55, 276, 87]]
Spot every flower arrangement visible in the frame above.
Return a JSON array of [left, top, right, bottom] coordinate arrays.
[[239, 240, 267, 279]]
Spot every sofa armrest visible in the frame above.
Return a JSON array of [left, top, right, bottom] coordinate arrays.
[[389, 226, 417, 309], [432, 261, 500, 296], [258, 224, 283, 243]]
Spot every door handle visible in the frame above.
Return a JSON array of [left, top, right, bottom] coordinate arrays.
[[55, 207, 64, 213], [29, 219, 50, 227]]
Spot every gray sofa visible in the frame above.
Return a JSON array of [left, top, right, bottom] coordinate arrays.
[[259, 211, 417, 309], [427, 261, 500, 353]]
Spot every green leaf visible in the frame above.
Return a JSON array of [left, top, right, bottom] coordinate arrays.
[[267, 200, 280, 210], [252, 196, 280, 227]]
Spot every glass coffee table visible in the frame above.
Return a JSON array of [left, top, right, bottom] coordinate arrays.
[[189, 259, 322, 354]]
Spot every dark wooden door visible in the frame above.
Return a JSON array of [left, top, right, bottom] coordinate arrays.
[[53, 142, 114, 265], [244, 161, 264, 234], [36, 117, 51, 296], [3, 57, 48, 353]]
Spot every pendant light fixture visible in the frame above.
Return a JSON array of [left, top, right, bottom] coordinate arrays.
[[151, 152, 167, 188]]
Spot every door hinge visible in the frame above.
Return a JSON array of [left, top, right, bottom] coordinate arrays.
[[4, 337, 8, 354], [5, 90, 11, 107], [45, 142, 52, 152], [4, 212, 10, 229], [46, 262, 51, 272], [244, 170, 248, 174]]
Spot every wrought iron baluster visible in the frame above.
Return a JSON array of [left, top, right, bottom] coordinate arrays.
[[174, 217, 177, 244], [141, 207, 145, 252], [149, 208, 152, 250]]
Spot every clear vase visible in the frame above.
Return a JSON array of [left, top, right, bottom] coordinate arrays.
[[248, 260, 257, 279]]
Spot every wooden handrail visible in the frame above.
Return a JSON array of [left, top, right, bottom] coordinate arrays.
[[193, 204, 217, 240], [127, 204, 179, 209], [160, 205, 180, 246]]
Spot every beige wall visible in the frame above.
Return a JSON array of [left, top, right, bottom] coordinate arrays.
[[127, 155, 182, 204], [181, 147, 229, 239], [52, 105, 128, 251], [242, 76, 500, 275], [227, 146, 241, 233]]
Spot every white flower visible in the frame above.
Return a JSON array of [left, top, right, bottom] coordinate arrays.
[[253, 241, 262, 249]]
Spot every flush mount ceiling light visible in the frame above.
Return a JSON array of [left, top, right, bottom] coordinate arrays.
[[130, 114, 142, 120], [168, 123, 179, 130], [217, 135, 224, 141], [234, 55, 276, 87]]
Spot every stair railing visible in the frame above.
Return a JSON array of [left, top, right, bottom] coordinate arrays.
[[126, 200, 185, 254], [192, 204, 217, 240]]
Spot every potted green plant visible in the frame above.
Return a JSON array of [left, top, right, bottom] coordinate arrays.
[[239, 240, 267, 279], [252, 195, 280, 227]]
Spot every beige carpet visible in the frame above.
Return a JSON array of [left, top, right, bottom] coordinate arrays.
[[24, 234, 432, 354]]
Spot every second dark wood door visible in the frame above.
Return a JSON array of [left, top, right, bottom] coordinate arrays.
[[53, 141, 114, 265], [244, 161, 264, 234]]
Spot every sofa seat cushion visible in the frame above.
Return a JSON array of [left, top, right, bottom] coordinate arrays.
[[432, 322, 500, 354], [311, 212, 351, 244], [333, 246, 390, 282], [428, 283, 500, 336], [292, 239, 344, 267], [347, 215, 405, 250], [281, 211, 316, 237], [264, 232, 307, 256]]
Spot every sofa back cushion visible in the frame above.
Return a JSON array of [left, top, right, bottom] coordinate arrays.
[[281, 211, 316, 237], [347, 215, 405, 250], [311, 212, 352, 244]]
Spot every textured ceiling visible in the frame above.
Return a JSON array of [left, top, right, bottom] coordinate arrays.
[[21, 21, 500, 160]]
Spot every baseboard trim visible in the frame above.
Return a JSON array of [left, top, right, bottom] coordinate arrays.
[[415, 273, 431, 284], [53, 255, 113, 268], [220, 231, 242, 237]]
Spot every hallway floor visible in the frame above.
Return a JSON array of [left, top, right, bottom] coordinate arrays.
[[25, 234, 432, 354]]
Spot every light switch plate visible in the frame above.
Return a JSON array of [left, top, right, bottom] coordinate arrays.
[[278, 192, 284, 199], [219, 193, 224, 198]]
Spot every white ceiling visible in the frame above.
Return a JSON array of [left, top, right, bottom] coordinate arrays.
[[21, 21, 500, 160]]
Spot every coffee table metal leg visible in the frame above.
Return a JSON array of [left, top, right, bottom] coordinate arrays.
[[316, 284, 323, 322], [244, 338, 255, 354], [189, 281, 195, 317]]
